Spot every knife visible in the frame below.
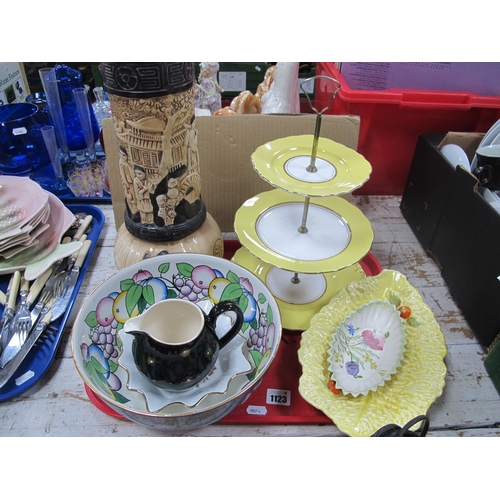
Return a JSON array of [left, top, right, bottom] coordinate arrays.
[[25, 266, 56, 329], [0, 271, 21, 357], [0, 308, 53, 389], [52, 227, 90, 282], [51, 239, 92, 321]]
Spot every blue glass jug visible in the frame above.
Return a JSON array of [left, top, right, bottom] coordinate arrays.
[[54, 63, 100, 152]]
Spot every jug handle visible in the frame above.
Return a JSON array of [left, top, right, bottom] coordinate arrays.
[[208, 300, 244, 349]]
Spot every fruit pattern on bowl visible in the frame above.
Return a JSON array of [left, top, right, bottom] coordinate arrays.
[[78, 259, 279, 411]]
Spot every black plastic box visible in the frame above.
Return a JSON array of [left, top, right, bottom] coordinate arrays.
[[400, 133, 500, 350]]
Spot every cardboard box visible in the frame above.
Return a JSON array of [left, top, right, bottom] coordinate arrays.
[[400, 133, 500, 350], [104, 114, 361, 233]]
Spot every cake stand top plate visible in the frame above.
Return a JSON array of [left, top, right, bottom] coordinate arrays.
[[251, 135, 372, 197]]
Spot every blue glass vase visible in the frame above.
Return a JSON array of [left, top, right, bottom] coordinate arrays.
[[0, 102, 50, 176], [54, 63, 100, 152]]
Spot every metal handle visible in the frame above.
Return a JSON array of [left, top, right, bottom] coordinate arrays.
[[300, 75, 341, 174], [300, 75, 341, 116]]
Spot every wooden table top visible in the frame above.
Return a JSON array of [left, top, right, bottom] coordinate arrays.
[[1, 195, 499, 437]]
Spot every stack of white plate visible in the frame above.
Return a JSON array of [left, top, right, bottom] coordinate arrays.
[[471, 118, 500, 172], [0, 176, 82, 280]]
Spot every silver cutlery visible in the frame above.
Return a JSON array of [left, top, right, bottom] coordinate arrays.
[[0, 307, 54, 389], [49, 215, 91, 290], [0, 267, 53, 368], [51, 239, 92, 321], [0, 271, 21, 357], [10, 277, 31, 346]]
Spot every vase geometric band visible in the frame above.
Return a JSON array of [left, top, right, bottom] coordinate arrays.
[[100, 62, 194, 99]]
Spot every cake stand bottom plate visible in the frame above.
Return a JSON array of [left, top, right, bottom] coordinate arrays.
[[232, 247, 380, 331]]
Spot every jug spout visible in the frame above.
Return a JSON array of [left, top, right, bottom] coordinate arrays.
[[123, 316, 144, 336]]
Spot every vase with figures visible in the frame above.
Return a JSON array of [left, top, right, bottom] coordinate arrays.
[[101, 62, 224, 268]]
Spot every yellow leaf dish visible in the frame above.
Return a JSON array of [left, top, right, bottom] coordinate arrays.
[[298, 269, 447, 437], [251, 135, 372, 197]]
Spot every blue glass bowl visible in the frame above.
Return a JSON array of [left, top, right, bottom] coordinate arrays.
[[0, 103, 50, 175]]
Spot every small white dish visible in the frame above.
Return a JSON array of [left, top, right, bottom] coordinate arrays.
[[440, 144, 471, 172], [327, 300, 407, 397], [471, 118, 500, 171]]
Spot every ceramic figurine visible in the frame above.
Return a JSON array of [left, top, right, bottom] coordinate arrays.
[[194, 62, 223, 115], [261, 62, 300, 115]]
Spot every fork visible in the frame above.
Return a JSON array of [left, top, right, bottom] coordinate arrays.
[[0, 268, 53, 368], [10, 277, 31, 345], [14, 267, 53, 342]]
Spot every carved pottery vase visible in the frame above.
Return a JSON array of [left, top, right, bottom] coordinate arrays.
[[101, 62, 224, 268]]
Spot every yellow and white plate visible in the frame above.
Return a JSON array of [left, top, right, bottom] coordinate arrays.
[[298, 269, 447, 437], [232, 246, 366, 331], [251, 135, 372, 197], [234, 189, 374, 274]]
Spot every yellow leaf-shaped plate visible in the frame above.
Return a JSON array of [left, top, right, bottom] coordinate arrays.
[[298, 269, 447, 436]]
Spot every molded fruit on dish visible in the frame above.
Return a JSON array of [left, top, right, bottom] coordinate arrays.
[[234, 189, 374, 274], [327, 300, 407, 397], [250, 135, 372, 197], [71, 254, 282, 431], [298, 269, 447, 437]]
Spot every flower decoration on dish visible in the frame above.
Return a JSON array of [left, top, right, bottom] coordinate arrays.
[[327, 300, 407, 397], [298, 269, 447, 437], [79, 259, 279, 408]]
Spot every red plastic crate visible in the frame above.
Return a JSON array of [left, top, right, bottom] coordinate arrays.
[[315, 62, 500, 195]]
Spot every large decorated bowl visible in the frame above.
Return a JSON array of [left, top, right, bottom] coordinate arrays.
[[71, 254, 282, 431]]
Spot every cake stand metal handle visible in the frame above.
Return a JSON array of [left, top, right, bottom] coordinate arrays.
[[300, 75, 341, 173]]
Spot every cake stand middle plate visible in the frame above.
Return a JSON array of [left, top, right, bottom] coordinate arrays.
[[234, 189, 374, 275]]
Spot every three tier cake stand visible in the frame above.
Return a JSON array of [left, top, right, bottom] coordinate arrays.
[[232, 77, 375, 330]]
